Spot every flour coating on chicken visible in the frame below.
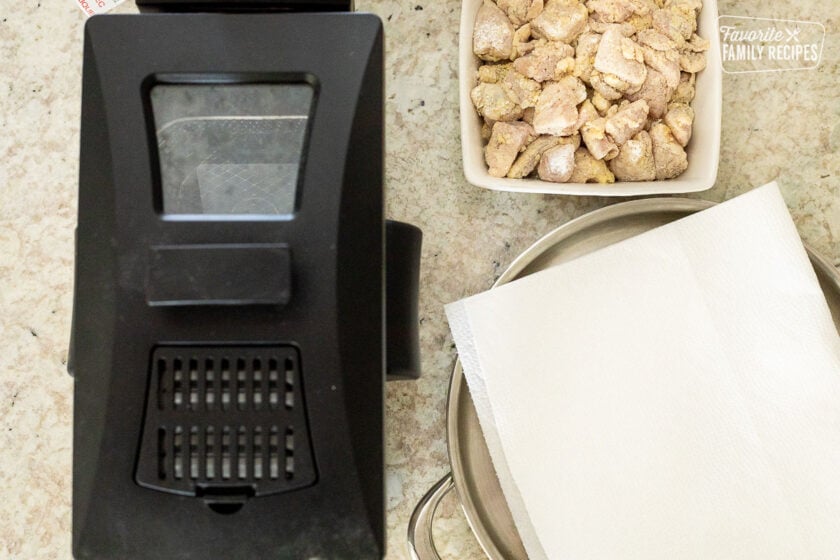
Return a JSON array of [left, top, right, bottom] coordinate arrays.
[[471, 0, 707, 182], [498, 0, 544, 26], [532, 76, 587, 136], [513, 42, 575, 81], [593, 26, 647, 94], [474, 0, 515, 61], [649, 121, 688, 179], [531, 0, 588, 43], [485, 121, 537, 176], [609, 130, 656, 180], [605, 99, 650, 145], [538, 143, 577, 182]]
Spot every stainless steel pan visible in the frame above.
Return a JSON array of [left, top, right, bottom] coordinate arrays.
[[408, 197, 840, 559]]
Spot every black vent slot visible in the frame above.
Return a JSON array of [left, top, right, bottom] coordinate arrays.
[[136, 346, 316, 498]]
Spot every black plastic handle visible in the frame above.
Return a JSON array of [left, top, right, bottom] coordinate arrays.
[[386, 220, 423, 381]]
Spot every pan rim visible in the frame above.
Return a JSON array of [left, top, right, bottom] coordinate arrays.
[[444, 196, 840, 559]]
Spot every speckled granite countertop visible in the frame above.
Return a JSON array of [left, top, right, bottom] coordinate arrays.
[[1, 0, 838, 558]]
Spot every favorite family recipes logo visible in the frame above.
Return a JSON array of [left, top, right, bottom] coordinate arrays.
[[718, 16, 825, 73]]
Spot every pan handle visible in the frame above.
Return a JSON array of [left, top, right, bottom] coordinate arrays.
[[407, 474, 455, 560]]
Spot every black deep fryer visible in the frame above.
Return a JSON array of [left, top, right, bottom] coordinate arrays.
[[68, 1, 422, 558]]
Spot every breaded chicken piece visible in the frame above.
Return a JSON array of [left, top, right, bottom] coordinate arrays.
[[665, 0, 702, 14], [485, 121, 537, 177], [574, 99, 600, 131], [581, 117, 619, 160], [670, 71, 695, 104], [588, 18, 636, 35], [649, 121, 688, 179], [477, 63, 512, 84], [663, 102, 694, 146], [511, 24, 535, 59], [508, 134, 580, 177], [588, 0, 637, 23], [538, 143, 577, 182], [473, 0, 515, 62], [532, 76, 587, 136], [652, 4, 695, 44], [679, 50, 706, 72], [471, 82, 524, 121], [513, 42, 575, 82], [625, 67, 671, 118], [569, 147, 616, 183], [636, 28, 676, 51], [531, 0, 589, 43], [593, 25, 648, 94], [573, 32, 601, 84], [641, 45, 681, 89], [609, 130, 656, 180], [605, 99, 650, 145], [502, 69, 542, 108], [498, 0, 544, 26], [685, 33, 710, 52], [590, 70, 624, 100], [591, 91, 615, 115]]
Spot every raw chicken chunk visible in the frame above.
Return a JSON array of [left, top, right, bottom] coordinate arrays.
[[593, 26, 647, 94], [642, 45, 681, 89], [513, 42, 575, 82], [531, 0, 589, 43], [568, 147, 616, 183], [685, 33, 710, 52], [471, 82, 524, 122], [473, 0, 515, 62], [679, 50, 706, 72], [591, 91, 615, 115], [608, 130, 656, 180], [573, 32, 601, 84], [532, 76, 587, 136], [625, 66, 671, 119], [605, 99, 650, 145], [498, 0, 544, 26], [581, 117, 619, 160], [470, 0, 706, 184], [502, 69, 542, 108], [590, 71, 624, 100], [574, 99, 600, 131], [652, 4, 696, 44], [626, 12, 654, 33], [663, 102, 694, 146], [512, 24, 535, 58], [665, 0, 702, 14], [538, 143, 577, 182], [588, 0, 637, 23], [590, 0, 656, 25], [477, 63, 511, 83], [649, 121, 688, 179], [636, 28, 676, 51], [671, 71, 695, 103], [588, 18, 636, 35], [508, 135, 565, 178], [485, 121, 537, 177]]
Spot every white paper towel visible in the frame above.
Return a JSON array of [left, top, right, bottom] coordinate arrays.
[[446, 183, 840, 560]]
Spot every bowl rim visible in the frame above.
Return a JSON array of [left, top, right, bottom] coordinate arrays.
[[458, 0, 722, 196]]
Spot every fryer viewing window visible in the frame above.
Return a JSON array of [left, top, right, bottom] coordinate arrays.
[[150, 83, 314, 215]]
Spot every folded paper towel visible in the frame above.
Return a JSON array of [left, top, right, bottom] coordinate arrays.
[[446, 183, 840, 560]]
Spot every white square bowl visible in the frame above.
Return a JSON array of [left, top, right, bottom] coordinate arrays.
[[459, 0, 722, 196]]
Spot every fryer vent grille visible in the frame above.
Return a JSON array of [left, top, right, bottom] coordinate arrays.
[[136, 346, 316, 498]]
